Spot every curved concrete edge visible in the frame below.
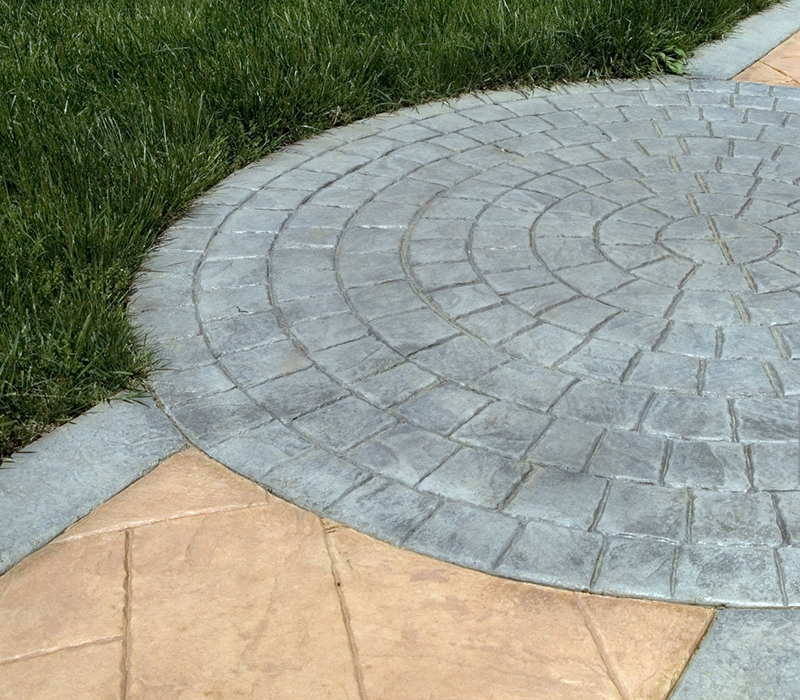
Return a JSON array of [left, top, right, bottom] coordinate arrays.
[[688, 0, 800, 79], [0, 397, 185, 575]]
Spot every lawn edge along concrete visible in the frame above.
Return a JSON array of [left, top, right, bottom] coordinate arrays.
[[0, 397, 184, 574], [688, 0, 800, 79]]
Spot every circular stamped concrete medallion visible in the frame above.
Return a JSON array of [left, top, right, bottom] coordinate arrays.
[[137, 77, 800, 606]]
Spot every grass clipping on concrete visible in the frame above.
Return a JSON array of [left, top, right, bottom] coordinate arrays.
[[0, 0, 781, 458]]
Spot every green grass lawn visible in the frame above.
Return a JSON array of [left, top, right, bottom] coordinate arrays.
[[0, 0, 782, 459]]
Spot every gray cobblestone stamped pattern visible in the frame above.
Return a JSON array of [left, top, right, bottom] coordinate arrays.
[[137, 77, 800, 606]]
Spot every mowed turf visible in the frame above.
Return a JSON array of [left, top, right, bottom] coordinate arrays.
[[0, 0, 781, 458]]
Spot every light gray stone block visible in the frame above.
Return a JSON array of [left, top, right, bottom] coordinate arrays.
[[692, 491, 782, 546], [404, 502, 519, 571], [599, 481, 688, 542], [419, 447, 527, 508], [496, 520, 603, 589], [506, 467, 606, 529], [674, 545, 783, 606]]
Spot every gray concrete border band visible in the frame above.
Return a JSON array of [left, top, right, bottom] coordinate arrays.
[[688, 0, 800, 79], [0, 397, 184, 574]]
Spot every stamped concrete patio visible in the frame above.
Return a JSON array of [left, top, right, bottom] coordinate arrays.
[[139, 62, 800, 608], [3, 19, 800, 700]]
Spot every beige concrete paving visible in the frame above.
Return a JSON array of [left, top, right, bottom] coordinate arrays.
[[735, 30, 800, 86], [0, 449, 713, 700]]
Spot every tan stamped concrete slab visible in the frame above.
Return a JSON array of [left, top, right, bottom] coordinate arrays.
[[735, 30, 800, 86], [0, 449, 713, 699]]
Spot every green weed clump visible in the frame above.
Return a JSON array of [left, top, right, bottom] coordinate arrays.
[[0, 0, 781, 457]]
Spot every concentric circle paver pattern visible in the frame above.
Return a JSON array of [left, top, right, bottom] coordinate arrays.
[[137, 77, 800, 607]]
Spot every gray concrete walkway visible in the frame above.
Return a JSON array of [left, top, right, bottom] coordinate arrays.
[[136, 76, 800, 608]]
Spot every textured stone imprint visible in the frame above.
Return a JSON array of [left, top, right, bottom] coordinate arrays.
[[139, 78, 800, 606]]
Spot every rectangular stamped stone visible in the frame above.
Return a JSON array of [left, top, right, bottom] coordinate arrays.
[[394, 383, 491, 435], [483, 267, 557, 294], [658, 321, 717, 358], [429, 284, 502, 318], [218, 340, 311, 387], [278, 295, 350, 325], [271, 267, 339, 300], [471, 360, 574, 412], [208, 421, 312, 483], [292, 396, 396, 451], [249, 367, 347, 420], [338, 252, 405, 287], [452, 403, 550, 459], [665, 441, 750, 492], [554, 381, 651, 430], [404, 502, 519, 571], [593, 537, 676, 599], [627, 351, 700, 394], [370, 308, 457, 355], [598, 481, 688, 543], [750, 442, 800, 490], [457, 305, 536, 345], [703, 360, 776, 397], [311, 337, 402, 384], [641, 394, 732, 440], [339, 227, 406, 256], [413, 261, 480, 291], [528, 418, 603, 471], [407, 238, 468, 265], [419, 447, 528, 508], [674, 545, 783, 606], [411, 335, 505, 383], [734, 399, 799, 442], [196, 285, 272, 322], [588, 430, 666, 484], [692, 491, 782, 546], [324, 476, 440, 542], [559, 338, 638, 383], [290, 313, 367, 352], [205, 231, 276, 261], [351, 362, 438, 408], [264, 450, 369, 513], [150, 364, 235, 407], [505, 467, 607, 529], [166, 389, 270, 448], [347, 280, 426, 320], [722, 326, 783, 359], [600, 281, 678, 317], [495, 521, 603, 590], [506, 283, 577, 317], [501, 323, 584, 367], [539, 297, 618, 334], [204, 312, 287, 355], [347, 423, 458, 486], [557, 261, 634, 297]]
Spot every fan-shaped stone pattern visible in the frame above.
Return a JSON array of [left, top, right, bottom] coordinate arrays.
[[137, 77, 800, 607]]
